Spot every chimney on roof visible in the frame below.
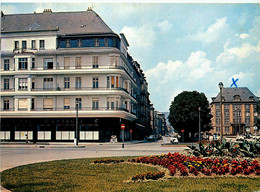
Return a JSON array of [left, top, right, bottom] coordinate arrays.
[[87, 7, 92, 11], [43, 9, 52, 13]]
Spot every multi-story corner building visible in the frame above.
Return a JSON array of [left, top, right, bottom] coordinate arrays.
[[154, 111, 167, 136], [0, 9, 151, 142], [210, 87, 259, 136]]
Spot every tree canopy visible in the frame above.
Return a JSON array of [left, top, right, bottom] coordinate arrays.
[[168, 91, 212, 140]]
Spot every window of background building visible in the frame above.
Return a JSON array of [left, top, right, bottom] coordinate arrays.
[[44, 58, 53, 69], [18, 78, 28, 90], [31, 78, 35, 90], [215, 104, 220, 109], [245, 111, 250, 117], [94, 38, 99, 47], [107, 76, 110, 88], [64, 77, 70, 89], [43, 98, 53, 110], [104, 38, 108, 46], [225, 127, 229, 133], [116, 97, 119, 109], [245, 104, 250, 110], [77, 39, 82, 47], [107, 98, 110, 109], [92, 56, 99, 68], [43, 78, 53, 90], [4, 79, 9, 90], [39, 40, 45, 49], [111, 98, 115, 110], [4, 99, 9, 110], [31, 58, 35, 69], [216, 118, 220, 125], [75, 77, 81, 89], [75, 98, 82, 110], [216, 127, 220, 132], [22, 41, 27, 49], [64, 98, 70, 110], [224, 118, 229, 124], [31, 40, 36, 49], [245, 117, 250, 124], [110, 56, 119, 66], [92, 98, 99, 110], [4, 59, 9, 71], [75, 57, 81, 69], [14, 41, 19, 49], [31, 98, 35, 110], [92, 77, 98, 88], [18, 98, 28, 110], [18, 58, 28, 70], [224, 105, 229, 110], [64, 57, 70, 69], [111, 76, 115, 88], [65, 39, 70, 48]]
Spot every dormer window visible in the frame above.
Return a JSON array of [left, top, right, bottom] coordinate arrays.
[[65, 39, 70, 48], [233, 95, 241, 101], [249, 96, 254, 101]]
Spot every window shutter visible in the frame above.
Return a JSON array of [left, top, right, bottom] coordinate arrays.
[[43, 98, 53, 109]]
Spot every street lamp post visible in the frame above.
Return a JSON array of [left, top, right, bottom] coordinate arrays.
[[75, 100, 79, 146], [199, 107, 201, 144], [218, 82, 224, 142]]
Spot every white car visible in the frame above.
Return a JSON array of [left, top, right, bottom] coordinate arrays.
[[170, 137, 179, 144]]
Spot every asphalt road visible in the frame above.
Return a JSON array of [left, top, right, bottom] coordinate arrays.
[[0, 140, 187, 172]]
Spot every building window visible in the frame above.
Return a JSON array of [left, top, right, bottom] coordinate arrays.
[[111, 76, 115, 88], [76, 98, 82, 110], [64, 98, 70, 110], [18, 78, 28, 90], [31, 98, 35, 110], [14, 41, 19, 50], [215, 104, 220, 109], [18, 58, 28, 70], [4, 79, 9, 90], [92, 77, 98, 88], [111, 98, 115, 110], [31, 58, 35, 69], [31, 78, 35, 90], [104, 38, 108, 46], [43, 78, 53, 90], [245, 117, 250, 124], [245, 104, 250, 110], [3, 99, 10, 110], [224, 111, 229, 117], [224, 105, 229, 110], [92, 98, 99, 110], [64, 77, 70, 89], [31, 40, 36, 49], [65, 39, 70, 48], [92, 56, 99, 68], [94, 38, 99, 47], [110, 56, 119, 66], [233, 95, 241, 101], [39, 40, 45, 49], [233, 104, 241, 110], [4, 59, 9, 71], [75, 57, 81, 69], [22, 41, 27, 49], [107, 98, 110, 109], [64, 57, 70, 69], [44, 58, 53, 69], [77, 39, 82, 47], [225, 127, 229, 133], [216, 127, 220, 132], [216, 118, 220, 125], [224, 118, 229, 124], [116, 97, 119, 109], [107, 76, 110, 88], [113, 38, 116, 47], [18, 98, 28, 111], [245, 111, 250, 117], [75, 77, 81, 89], [43, 98, 53, 110]]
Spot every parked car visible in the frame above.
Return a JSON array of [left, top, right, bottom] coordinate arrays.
[[147, 135, 156, 141], [170, 137, 179, 144]]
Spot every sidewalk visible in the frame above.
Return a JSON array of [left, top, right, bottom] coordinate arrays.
[[0, 140, 146, 148]]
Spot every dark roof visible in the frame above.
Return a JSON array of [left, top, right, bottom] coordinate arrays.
[[1, 10, 114, 35], [212, 87, 259, 103]]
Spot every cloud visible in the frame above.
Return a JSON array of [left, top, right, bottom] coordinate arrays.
[[190, 17, 228, 44], [157, 20, 172, 34], [216, 41, 260, 64], [121, 24, 155, 48], [239, 33, 249, 39]]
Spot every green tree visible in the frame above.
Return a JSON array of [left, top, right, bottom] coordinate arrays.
[[168, 91, 212, 141]]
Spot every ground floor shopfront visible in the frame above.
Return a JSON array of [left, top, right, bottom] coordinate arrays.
[[0, 117, 146, 142]]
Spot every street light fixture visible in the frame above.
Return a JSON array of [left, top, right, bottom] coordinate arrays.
[[218, 82, 224, 142], [75, 100, 79, 146]]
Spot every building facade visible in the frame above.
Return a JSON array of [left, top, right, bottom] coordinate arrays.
[[0, 9, 152, 142], [210, 87, 259, 136]]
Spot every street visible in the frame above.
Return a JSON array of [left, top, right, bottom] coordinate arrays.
[[0, 140, 187, 171]]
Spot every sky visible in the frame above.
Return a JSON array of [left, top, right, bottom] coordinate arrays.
[[2, 3, 260, 112]]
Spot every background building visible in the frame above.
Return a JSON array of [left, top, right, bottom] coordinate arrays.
[[210, 87, 259, 136], [0, 9, 153, 142]]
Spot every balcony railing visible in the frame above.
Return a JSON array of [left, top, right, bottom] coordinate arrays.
[[1, 107, 135, 114]]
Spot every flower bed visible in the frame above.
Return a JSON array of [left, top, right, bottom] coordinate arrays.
[[93, 159, 124, 164], [128, 153, 260, 177]]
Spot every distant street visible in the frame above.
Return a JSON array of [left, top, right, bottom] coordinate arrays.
[[0, 140, 187, 171]]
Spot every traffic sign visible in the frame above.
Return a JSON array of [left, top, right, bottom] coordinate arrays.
[[121, 124, 125, 130]]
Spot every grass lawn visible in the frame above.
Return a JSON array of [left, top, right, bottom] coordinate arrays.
[[1, 157, 260, 192]]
